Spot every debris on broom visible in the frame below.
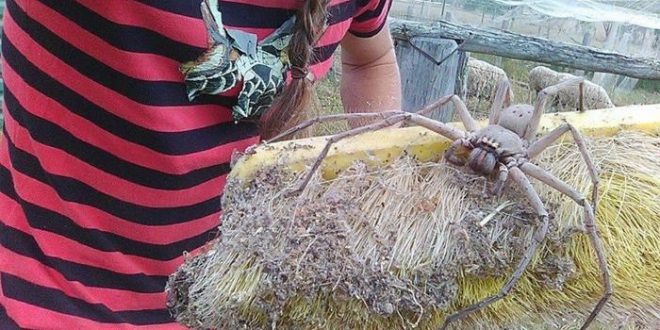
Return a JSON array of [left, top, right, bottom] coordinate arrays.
[[166, 130, 660, 330]]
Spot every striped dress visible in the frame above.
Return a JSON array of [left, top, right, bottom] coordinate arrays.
[[0, 0, 391, 328]]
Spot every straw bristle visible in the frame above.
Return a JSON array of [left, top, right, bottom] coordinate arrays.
[[166, 132, 660, 329]]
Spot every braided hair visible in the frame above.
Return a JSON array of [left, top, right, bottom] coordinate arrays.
[[259, 0, 331, 139]]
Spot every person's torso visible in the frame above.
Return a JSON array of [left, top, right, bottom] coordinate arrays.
[[0, 0, 383, 328]]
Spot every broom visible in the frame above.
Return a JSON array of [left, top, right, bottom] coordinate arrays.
[[166, 106, 660, 329]]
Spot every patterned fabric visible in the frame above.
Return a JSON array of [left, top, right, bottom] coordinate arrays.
[[181, 1, 297, 121], [0, 0, 391, 328]]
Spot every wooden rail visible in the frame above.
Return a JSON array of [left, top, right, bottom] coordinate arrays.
[[389, 18, 660, 80]]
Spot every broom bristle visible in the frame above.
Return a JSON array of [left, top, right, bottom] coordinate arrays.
[[166, 132, 660, 329]]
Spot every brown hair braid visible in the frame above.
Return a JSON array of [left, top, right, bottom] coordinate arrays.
[[258, 0, 331, 140]]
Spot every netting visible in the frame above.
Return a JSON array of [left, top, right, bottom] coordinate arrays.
[[391, 0, 659, 57], [491, 0, 660, 29], [390, 0, 659, 107]]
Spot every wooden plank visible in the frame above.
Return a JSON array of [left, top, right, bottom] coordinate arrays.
[[395, 37, 462, 121], [389, 18, 660, 80]]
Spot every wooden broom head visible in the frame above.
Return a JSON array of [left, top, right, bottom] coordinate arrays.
[[168, 106, 660, 329], [167, 128, 660, 329]]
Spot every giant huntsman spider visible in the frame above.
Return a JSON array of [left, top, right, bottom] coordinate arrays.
[[264, 77, 611, 329]]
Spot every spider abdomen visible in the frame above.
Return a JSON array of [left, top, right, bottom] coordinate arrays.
[[498, 104, 535, 137]]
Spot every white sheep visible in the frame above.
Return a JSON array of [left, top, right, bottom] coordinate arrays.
[[528, 66, 614, 110], [466, 57, 508, 102]]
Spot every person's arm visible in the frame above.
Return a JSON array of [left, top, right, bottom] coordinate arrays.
[[340, 25, 402, 127]]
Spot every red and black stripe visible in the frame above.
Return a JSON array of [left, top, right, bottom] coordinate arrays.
[[0, 0, 392, 328]]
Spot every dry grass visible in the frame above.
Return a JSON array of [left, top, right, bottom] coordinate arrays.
[[167, 131, 660, 330], [612, 88, 660, 107], [313, 70, 349, 136]]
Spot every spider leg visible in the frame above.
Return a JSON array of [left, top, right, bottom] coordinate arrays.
[[288, 113, 467, 194], [578, 80, 585, 112], [492, 163, 509, 196], [407, 113, 466, 141], [265, 111, 400, 143], [269, 93, 473, 143], [527, 123, 599, 206], [520, 162, 611, 329], [489, 77, 513, 125], [524, 77, 585, 141], [287, 113, 409, 194], [440, 167, 549, 330], [416, 95, 480, 132]]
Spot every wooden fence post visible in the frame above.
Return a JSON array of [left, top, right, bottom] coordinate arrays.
[[574, 31, 592, 76], [389, 18, 660, 80], [395, 37, 463, 122]]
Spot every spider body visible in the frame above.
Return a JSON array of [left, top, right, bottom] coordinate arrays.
[[451, 124, 525, 176], [465, 140, 499, 175], [498, 104, 535, 136], [266, 77, 610, 330], [447, 95, 535, 179]]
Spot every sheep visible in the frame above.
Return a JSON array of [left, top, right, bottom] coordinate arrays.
[[528, 66, 614, 110], [466, 57, 508, 102]]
